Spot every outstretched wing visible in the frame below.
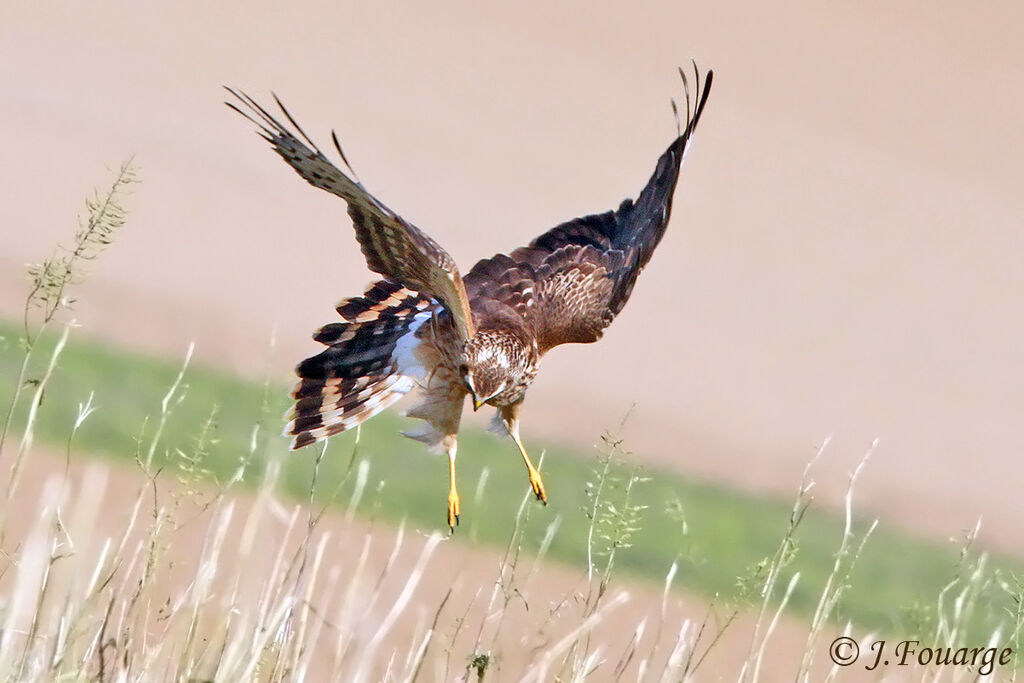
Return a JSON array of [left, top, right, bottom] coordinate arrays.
[[464, 65, 713, 354], [226, 89, 476, 341]]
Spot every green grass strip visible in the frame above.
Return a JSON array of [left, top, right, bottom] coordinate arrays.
[[0, 317, 1018, 641]]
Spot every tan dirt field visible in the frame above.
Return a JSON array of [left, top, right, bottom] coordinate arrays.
[[2, 1, 1023, 560]]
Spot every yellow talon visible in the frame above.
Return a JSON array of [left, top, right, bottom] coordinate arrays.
[[447, 489, 460, 533], [447, 444, 460, 533], [528, 467, 547, 504], [498, 405, 549, 507], [511, 431, 548, 505]]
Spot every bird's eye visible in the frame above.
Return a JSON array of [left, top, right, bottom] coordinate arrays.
[[458, 363, 469, 375]]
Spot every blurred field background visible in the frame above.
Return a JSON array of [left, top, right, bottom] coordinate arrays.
[[2, 0, 1024, 679]]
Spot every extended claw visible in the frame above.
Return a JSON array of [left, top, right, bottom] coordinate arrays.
[[528, 467, 548, 505], [447, 488, 460, 533]]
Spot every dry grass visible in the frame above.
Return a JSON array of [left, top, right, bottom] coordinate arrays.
[[1, 344, 1020, 681], [0, 164, 1020, 682]]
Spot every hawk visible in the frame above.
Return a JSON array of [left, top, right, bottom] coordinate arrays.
[[227, 65, 712, 532]]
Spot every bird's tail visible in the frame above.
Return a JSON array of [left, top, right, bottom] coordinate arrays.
[[284, 279, 435, 449]]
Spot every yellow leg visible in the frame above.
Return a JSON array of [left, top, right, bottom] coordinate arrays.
[[511, 432, 547, 505], [446, 444, 460, 533]]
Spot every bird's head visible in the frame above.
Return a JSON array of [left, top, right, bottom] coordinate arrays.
[[459, 333, 514, 411]]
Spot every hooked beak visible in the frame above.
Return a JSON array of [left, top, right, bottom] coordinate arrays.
[[465, 371, 483, 411]]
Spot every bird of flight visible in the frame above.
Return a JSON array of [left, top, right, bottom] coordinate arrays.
[[227, 64, 712, 532]]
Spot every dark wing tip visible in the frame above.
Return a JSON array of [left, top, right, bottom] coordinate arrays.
[[694, 68, 713, 125], [272, 91, 322, 153], [331, 129, 361, 181], [223, 86, 291, 141], [671, 62, 714, 142]]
